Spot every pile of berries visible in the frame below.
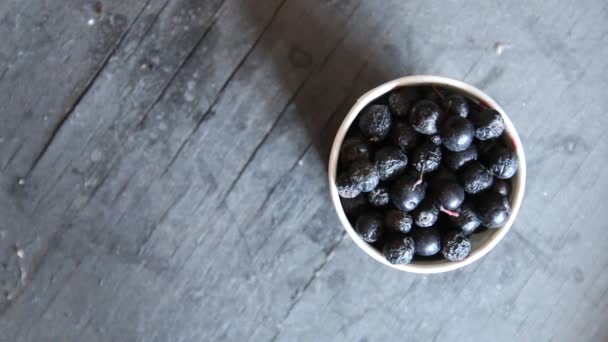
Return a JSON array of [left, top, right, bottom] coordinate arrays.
[[336, 86, 518, 264]]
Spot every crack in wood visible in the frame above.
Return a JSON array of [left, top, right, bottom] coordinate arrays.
[[160, 0, 291, 178], [24, 0, 156, 178]]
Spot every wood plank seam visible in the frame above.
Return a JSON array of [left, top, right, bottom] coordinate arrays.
[[225, 61, 369, 264], [133, 0, 230, 129], [121, 0, 173, 62], [3, 0, 243, 316], [269, 232, 347, 342], [159, 0, 291, 178], [2, 142, 23, 171], [57, 0, 233, 222], [217, 7, 359, 204], [89, 0, 294, 266], [219, 68, 316, 203], [23, 0, 155, 178], [37, 0, 230, 220], [17, 1, 292, 322]]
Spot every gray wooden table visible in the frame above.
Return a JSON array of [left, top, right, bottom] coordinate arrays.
[[1, 0, 607, 341]]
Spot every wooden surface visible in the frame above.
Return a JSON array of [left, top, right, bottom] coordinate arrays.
[[1, 0, 607, 341]]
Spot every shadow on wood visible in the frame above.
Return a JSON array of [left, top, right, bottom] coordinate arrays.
[[240, 0, 419, 169]]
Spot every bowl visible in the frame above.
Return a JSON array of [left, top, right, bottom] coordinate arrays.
[[328, 75, 526, 273]]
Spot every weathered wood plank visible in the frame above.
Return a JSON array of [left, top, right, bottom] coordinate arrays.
[[0, 0, 232, 339], [0, 0, 150, 177], [3, 0, 372, 340]]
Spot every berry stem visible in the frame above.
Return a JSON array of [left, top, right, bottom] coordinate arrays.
[[440, 206, 459, 217], [412, 165, 425, 190], [432, 85, 445, 100]]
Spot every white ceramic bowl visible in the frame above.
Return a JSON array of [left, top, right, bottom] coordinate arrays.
[[328, 75, 526, 273]]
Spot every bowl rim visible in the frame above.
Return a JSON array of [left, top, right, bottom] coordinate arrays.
[[328, 75, 527, 274]]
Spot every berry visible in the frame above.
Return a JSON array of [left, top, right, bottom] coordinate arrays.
[[444, 94, 469, 117], [484, 145, 518, 179], [389, 121, 420, 151], [390, 174, 426, 212], [450, 201, 481, 234], [408, 100, 444, 135], [459, 161, 493, 194], [430, 134, 443, 145], [374, 146, 408, 181], [444, 145, 478, 171], [388, 88, 420, 117], [335, 84, 520, 263], [492, 179, 510, 196], [469, 108, 504, 140], [411, 141, 442, 173], [412, 199, 439, 227], [441, 230, 472, 261], [383, 235, 415, 264], [340, 195, 367, 216], [429, 165, 458, 183], [355, 213, 383, 243], [367, 185, 390, 207], [440, 116, 474, 152], [349, 160, 380, 193], [411, 227, 441, 256], [433, 180, 465, 211], [474, 192, 511, 229], [384, 210, 413, 233], [358, 104, 392, 142], [339, 137, 370, 166], [336, 173, 361, 199]]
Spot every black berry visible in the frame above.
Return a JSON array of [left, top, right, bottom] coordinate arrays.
[[384, 209, 413, 233], [444, 94, 469, 117], [433, 180, 465, 211], [355, 213, 383, 243], [444, 145, 477, 171], [339, 137, 370, 166], [388, 88, 420, 117], [411, 141, 442, 173], [389, 121, 420, 151], [474, 192, 511, 229], [459, 161, 493, 194], [349, 160, 380, 193], [484, 145, 518, 179], [411, 227, 441, 256], [412, 199, 439, 228], [450, 201, 481, 234], [336, 84, 520, 263], [440, 116, 474, 152], [409, 100, 444, 135], [469, 108, 504, 140], [336, 173, 361, 199], [442, 230, 472, 261], [492, 179, 510, 196], [429, 167, 458, 184], [367, 185, 390, 207], [374, 146, 408, 181], [430, 134, 443, 145], [390, 174, 426, 212], [358, 104, 392, 142], [383, 235, 415, 264]]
